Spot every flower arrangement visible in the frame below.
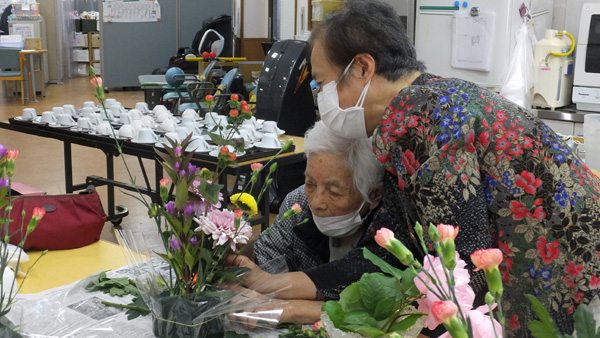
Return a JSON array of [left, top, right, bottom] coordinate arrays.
[[0, 145, 47, 335], [323, 221, 599, 338], [89, 67, 294, 336]]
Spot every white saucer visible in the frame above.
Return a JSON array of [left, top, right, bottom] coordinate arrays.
[[131, 138, 159, 144], [14, 116, 35, 121], [254, 141, 283, 150], [70, 126, 95, 132], [208, 149, 246, 157], [49, 123, 76, 128]]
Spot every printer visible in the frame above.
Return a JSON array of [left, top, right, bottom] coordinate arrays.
[[572, 3, 600, 111]]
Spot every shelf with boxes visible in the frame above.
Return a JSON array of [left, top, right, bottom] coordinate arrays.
[[72, 32, 101, 76]]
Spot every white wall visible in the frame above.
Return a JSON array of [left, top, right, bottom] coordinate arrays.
[[555, 0, 600, 43], [243, 0, 269, 38]]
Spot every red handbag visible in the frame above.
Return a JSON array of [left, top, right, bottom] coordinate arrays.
[[1, 188, 107, 250]]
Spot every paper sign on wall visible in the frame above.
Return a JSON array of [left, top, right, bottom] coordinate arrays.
[[103, 0, 161, 23], [451, 10, 496, 72]]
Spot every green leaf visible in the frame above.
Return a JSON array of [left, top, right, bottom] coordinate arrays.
[[322, 301, 345, 328], [359, 273, 401, 313], [341, 324, 386, 337], [372, 297, 396, 321], [363, 248, 404, 280], [184, 250, 195, 270], [400, 268, 421, 298], [573, 304, 600, 338], [525, 294, 561, 338], [196, 179, 225, 206], [388, 313, 425, 332], [174, 178, 189, 210], [343, 311, 378, 327], [109, 287, 126, 296], [339, 282, 364, 312]]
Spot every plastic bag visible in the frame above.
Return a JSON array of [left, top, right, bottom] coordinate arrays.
[[500, 22, 537, 109]]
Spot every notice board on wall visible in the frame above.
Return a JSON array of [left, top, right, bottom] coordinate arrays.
[[102, 0, 161, 23]]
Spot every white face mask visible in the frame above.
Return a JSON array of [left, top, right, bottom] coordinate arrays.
[[317, 59, 371, 139], [312, 201, 366, 238]]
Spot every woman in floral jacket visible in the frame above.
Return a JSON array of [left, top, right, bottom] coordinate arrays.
[[310, 0, 600, 336]]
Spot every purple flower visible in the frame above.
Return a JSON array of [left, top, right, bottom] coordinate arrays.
[[180, 170, 186, 176], [0, 179, 8, 189], [168, 238, 182, 252], [174, 162, 180, 172], [184, 204, 194, 217], [189, 236, 198, 246], [164, 201, 176, 215], [174, 146, 182, 157], [188, 163, 197, 174], [0, 144, 6, 159]]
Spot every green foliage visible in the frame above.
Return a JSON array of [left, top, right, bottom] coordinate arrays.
[[573, 303, 600, 338], [278, 324, 328, 337], [526, 294, 600, 338], [86, 271, 140, 297], [321, 249, 424, 337]]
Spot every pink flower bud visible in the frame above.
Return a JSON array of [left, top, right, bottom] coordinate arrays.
[[312, 320, 324, 331], [375, 228, 395, 247], [234, 209, 244, 219], [90, 77, 102, 87], [6, 150, 19, 161], [32, 207, 46, 221], [431, 300, 458, 323], [437, 223, 459, 243], [250, 162, 263, 172], [174, 146, 182, 157], [291, 203, 302, 213], [471, 248, 503, 272], [160, 178, 170, 187]]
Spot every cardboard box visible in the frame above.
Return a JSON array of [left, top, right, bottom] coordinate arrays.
[[91, 33, 100, 47], [93, 62, 101, 75], [25, 38, 42, 50], [75, 63, 89, 76], [93, 48, 100, 61], [72, 48, 90, 62], [72, 33, 87, 47]]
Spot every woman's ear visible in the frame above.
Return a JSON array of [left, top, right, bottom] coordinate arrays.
[[367, 182, 383, 210], [353, 53, 376, 80]]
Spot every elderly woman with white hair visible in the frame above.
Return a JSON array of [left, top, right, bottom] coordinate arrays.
[[228, 121, 407, 324]]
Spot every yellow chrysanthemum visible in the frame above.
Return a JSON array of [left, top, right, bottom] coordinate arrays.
[[230, 193, 258, 215]]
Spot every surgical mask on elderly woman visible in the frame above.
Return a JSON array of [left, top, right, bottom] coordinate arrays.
[[317, 59, 371, 139], [312, 202, 366, 238]]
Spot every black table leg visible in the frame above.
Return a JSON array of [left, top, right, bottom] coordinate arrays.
[[64, 141, 73, 193]]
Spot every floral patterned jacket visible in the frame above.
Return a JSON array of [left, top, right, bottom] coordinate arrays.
[[373, 73, 600, 336]]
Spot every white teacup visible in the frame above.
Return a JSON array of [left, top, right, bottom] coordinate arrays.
[[118, 124, 137, 138], [52, 107, 64, 116], [187, 136, 211, 152], [89, 113, 103, 126], [175, 126, 192, 140], [22, 108, 36, 120], [110, 104, 123, 118], [83, 101, 96, 109], [62, 104, 77, 116], [40, 111, 57, 124], [135, 102, 150, 113], [153, 105, 168, 117], [164, 132, 181, 143], [182, 109, 200, 121], [141, 115, 156, 128], [156, 111, 174, 123], [96, 121, 113, 135], [76, 117, 93, 130], [136, 128, 159, 143], [81, 107, 95, 118], [262, 121, 280, 134], [128, 109, 144, 120], [238, 129, 254, 146], [131, 119, 144, 133], [182, 122, 202, 136], [119, 112, 132, 125], [242, 116, 260, 129], [56, 114, 75, 126], [240, 125, 260, 141], [105, 99, 118, 108], [204, 112, 220, 126], [160, 119, 177, 132], [182, 116, 195, 124], [260, 133, 281, 148]]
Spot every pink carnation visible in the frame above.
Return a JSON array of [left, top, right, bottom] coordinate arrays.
[[439, 308, 502, 338], [414, 253, 474, 330], [194, 209, 252, 251]]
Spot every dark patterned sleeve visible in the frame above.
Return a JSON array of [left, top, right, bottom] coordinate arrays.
[[254, 186, 310, 272], [373, 86, 492, 294]]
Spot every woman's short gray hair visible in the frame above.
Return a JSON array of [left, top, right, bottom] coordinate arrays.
[[304, 121, 384, 202]]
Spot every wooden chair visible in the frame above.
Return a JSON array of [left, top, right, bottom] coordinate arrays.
[[0, 48, 25, 104]]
